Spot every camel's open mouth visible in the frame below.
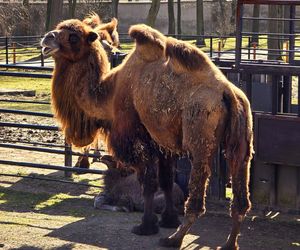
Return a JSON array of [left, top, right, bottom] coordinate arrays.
[[41, 46, 59, 56], [40, 31, 60, 56]]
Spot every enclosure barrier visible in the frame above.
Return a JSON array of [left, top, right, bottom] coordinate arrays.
[[0, 96, 107, 187], [235, 0, 300, 212]]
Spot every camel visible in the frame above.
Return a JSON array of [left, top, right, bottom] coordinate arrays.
[[94, 155, 184, 213], [41, 19, 253, 249], [75, 13, 120, 169]]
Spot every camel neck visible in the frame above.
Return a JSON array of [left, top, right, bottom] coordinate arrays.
[[52, 45, 114, 121]]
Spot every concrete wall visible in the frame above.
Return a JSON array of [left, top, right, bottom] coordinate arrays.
[[117, 1, 227, 35], [0, 2, 299, 36]]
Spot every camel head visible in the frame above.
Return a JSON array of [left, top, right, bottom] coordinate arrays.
[[83, 13, 120, 54], [41, 19, 99, 62]]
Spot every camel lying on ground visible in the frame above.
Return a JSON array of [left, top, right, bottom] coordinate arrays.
[[95, 155, 184, 213], [41, 19, 253, 249]]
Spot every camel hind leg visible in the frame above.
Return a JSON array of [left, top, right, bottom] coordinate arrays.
[[160, 150, 215, 247], [160, 107, 224, 247], [159, 149, 214, 247], [218, 139, 252, 250]]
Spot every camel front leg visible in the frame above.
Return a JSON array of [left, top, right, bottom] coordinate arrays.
[[158, 155, 181, 228], [131, 161, 159, 235]]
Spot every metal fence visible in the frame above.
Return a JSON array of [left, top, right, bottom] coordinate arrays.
[[0, 32, 274, 68]]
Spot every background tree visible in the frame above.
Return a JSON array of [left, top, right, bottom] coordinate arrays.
[[23, 0, 29, 7], [168, 0, 175, 34], [212, 0, 235, 48], [147, 0, 161, 27], [112, 0, 119, 18], [268, 5, 283, 61], [230, 0, 237, 33], [196, 0, 205, 46], [68, 0, 77, 18], [251, 4, 260, 44], [177, 0, 181, 36], [46, 0, 63, 31]]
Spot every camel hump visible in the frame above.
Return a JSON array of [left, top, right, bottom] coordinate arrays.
[[129, 24, 166, 61], [166, 37, 208, 72]]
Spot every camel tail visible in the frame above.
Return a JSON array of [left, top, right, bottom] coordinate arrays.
[[223, 87, 253, 215]]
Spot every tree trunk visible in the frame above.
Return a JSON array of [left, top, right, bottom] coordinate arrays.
[[177, 0, 181, 36], [196, 0, 205, 46], [112, 0, 119, 18], [230, 0, 237, 33], [45, 0, 52, 31], [46, 0, 63, 31], [268, 5, 283, 61], [168, 0, 175, 34], [23, 0, 29, 7], [68, 0, 77, 18], [147, 0, 161, 27], [251, 4, 260, 44]]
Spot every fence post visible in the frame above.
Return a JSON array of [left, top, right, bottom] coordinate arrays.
[[5, 36, 8, 65], [12, 42, 16, 64], [209, 37, 213, 58], [217, 40, 221, 59], [64, 141, 72, 177], [248, 37, 251, 60], [41, 49, 44, 67], [252, 42, 257, 60]]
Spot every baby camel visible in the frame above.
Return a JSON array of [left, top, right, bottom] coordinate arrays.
[[41, 19, 253, 249]]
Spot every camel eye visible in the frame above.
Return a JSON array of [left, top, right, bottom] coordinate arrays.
[[69, 34, 79, 44]]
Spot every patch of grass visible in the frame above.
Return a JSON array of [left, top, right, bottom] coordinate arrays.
[[0, 47, 41, 63], [0, 186, 51, 210], [0, 76, 51, 95], [226, 187, 233, 200], [0, 76, 51, 112], [34, 193, 73, 211], [0, 186, 95, 217]]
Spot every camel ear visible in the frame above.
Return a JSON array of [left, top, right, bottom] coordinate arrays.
[[87, 31, 98, 44]]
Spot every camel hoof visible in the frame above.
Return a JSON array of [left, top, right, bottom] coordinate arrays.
[[159, 212, 181, 228], [216, 244, 238, 250], [131, 223, 159, 236], [159, 237, 182, 248]]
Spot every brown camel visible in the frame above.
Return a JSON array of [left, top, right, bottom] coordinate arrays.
[[41, 19, 253, 249], [75, 13, 120, 170]]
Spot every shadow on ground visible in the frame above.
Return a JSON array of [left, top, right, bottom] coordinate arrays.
[[0, 170, 299, 250]]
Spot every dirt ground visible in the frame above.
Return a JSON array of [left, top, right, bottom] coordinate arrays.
[[0, 108, 300, 250]]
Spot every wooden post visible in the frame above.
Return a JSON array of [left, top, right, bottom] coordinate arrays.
[[64, 141, 72, 177], [5, 36, 8, 64], [41, 49, 44, 67], [12, 42, 16, 64], [248, 36, 251, 60], [218, 40, 221, 59], [285, 41, 289, 63], [252, 42, 257, 60]]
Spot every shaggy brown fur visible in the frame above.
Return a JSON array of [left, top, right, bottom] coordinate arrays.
[[74, 14, 120, 169], [41, 20, 253, 249]]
